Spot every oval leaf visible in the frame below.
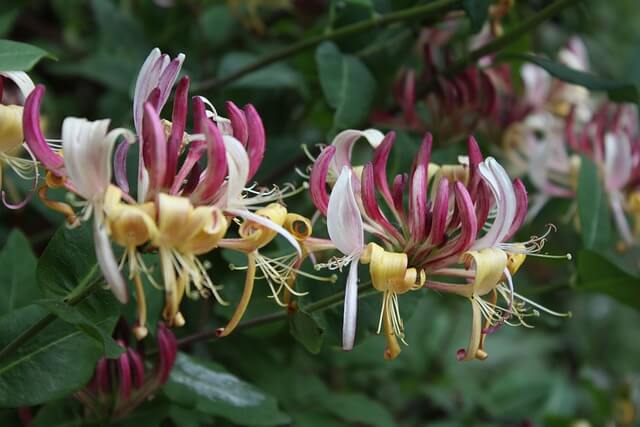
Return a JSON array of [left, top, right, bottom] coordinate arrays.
[[577, 155, 611, 249], [0, 231, 39, 316], [164, 353, 290, 426], [0, 39, 53, 71]]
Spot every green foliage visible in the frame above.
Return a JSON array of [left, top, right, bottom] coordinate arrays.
[[0, 39, 52, 71], [164, 353, 290, 426], [0, 231, 39, 315], [288, 309, 325, 354], [497, 52, 640, 103], [316, 41, 377, 130], [577, 155, 612, 249], [0, 305, 117, 406]]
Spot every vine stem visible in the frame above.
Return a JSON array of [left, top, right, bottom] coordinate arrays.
[[192, 0, 461, 91], [175, 282, 375, 349], [420, 0, 581, 93], [0, 275, 103, 362]]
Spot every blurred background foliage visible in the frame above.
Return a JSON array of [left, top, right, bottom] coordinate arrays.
[[0, 0, 640, 426]]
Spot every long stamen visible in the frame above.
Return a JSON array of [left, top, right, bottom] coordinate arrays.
[[217, 252, 257, 337]]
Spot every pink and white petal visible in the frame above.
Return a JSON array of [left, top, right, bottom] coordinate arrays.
[[93, 216, 128, 303], [216, 135, 250, 209], [330, 129, 384, 176], [0, 71, 35, 101], [226, 208, 302, 257], [342, 259, 360, 351], [604, 133, 632, 191], [327, 167, 364, 256]]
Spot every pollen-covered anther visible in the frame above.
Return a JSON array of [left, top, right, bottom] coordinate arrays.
[[38, 171, 78, 226]]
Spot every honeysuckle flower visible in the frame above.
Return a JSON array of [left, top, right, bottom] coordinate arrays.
[[310, 129, 569, 360], [0, 71, 38, 208], [75, 320, 177, 420]]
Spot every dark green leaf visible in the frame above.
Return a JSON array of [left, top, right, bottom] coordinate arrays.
[[165, 353, 290, 426], [36, 299, 124, 358], [217, 52, 307, 93], [577, 250, 640, 310], [463, 0, 492, 33], [315, 42, 376, 129], [0, 305, 116, 406], [577, 155, 611, 249], [30, 399, 85, 427], [36, 223, 121, 334], [496, 53, 639, 103], [0, 39, 53, 71], [0, 230, 39, 316], [289, 309, 324, 354]]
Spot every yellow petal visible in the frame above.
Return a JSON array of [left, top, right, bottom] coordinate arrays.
[[462, 248, 508, 296], [284, 213, 312, 241], [0, 105, 24, 153], [179, 207, 228, 255], [361, 243, 420, 294], [238, 203, 287, 250]]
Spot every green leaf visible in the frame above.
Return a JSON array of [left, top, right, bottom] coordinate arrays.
[[289, 309, 324, 354], [496, 53, 639, 103], [0, 305, 117, 406], [321, 393, 395, 427], [576, 250, 640, 310], [0, 230, 39, 316], [577, 155, 611, 249], [36, 299, 124, 358], [217, 52, 307, 93], [315, 42, 377, 129], [463, 0, 492, 33], [30, 399, 85, 427], [164, 353, 290, 426], [0, 39, 53, 71], [36, 223, 121, 338]]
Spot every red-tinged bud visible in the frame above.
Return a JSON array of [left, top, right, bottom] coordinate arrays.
[[504, 179, 528, 241], [372, 132, 396, 208], [127, 348, 145, 389], [142, 102, 168, 195], [361, 163, 402, 242], [191, 117, 228, 203], [165, 76, 190, 187], [117, 342, 132, 401], [409, 134, 432, 239], [391, 173, 408, 217], [95, 357, 111, 395], [156, 323, 177, 385], [429, 178, 450, 246]]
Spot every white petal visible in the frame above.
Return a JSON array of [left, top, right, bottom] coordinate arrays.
[[604, 132, 632, 191], [521, 64, 550, 108], [327, 168, 364, 256], [0, 71, 35, 101], [62, 117, 113, 199], [93, 215, 128, 303], [226, 208, 302, 257], [342, 259, 359, 351], [218, 134, 250, 208], [133, 48, 162, 135]]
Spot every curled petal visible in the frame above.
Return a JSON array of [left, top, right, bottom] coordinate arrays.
[[327, 167, 364, 256], [342, 259, 360, 351], [0, 71, 35, 101], [330, 129, 385, 175], [227, 208, 302, 257], [467, 136, 483, 200], [22, 85, 64, 173], [94, 215, 128, 303], [244, 104, 266, 181], [309, 146, 336, 216], [457, 299, 482, 362]]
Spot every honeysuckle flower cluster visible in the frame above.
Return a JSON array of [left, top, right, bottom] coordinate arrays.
[[309, 129, 570, 360], [74, 320, 177, 420], [21, 48, 309, 340], [502, 37, 640, 248]]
